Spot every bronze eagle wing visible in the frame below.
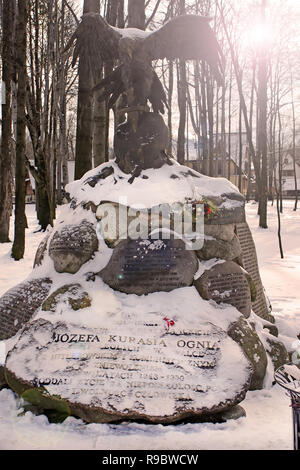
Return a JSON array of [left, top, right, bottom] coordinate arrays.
[[142, 15, 224, 84], [65, 13, 122, 81], [66, 13, 223, 110]]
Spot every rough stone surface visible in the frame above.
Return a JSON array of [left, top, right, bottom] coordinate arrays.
[[266, 337, 289, 371], [263, 323, 278, 337], [205, 195, 246, 226], [244, 272, 257, 302], [217, 405, 246, 422], [0, 278, 52, 340], [83, 166, 114, 188], [33, 234, 50, 268], [96, 200, 205, 249], [0, 366, 6, 390], [49, 220, 98, 274], [228, 317, 268, 390], [114, 113, 170, 173], [99, 238, 198, 295], [42, 284, 92, 312], [194, 261, 252, 318], [236, 222, 275, 323], [196, 235, 242, 262], [0, 160, 277, 422], [96, 202, 150, 248], [204, 223, 235, 242], [5, 318, 252, 424]]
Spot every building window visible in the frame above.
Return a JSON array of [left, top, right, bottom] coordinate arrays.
[[282, 170, 295, 177]]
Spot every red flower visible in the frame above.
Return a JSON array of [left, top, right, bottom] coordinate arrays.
[[163, 317, 175, 329]]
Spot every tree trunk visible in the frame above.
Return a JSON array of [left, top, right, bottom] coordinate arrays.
[[128, 0, 145, 29], [176, 0, 186, 165], [238, 102, 243, 192], [167, 59, 174, 155], [75, 0, 100, 180], [277, 107, 283, 214], [227, 63, 232, 181], [0, 0, 14, 243], [274, 168, 284, 259], [207, 74, 214, 176], [93, 0, 123, 167], [12, 0, 28, 260], [257, 0, 268, 228], [219, 5, 261, 194], [221, 80, 226, 178], [26, 0, 54, 230], [93, 78, 108, 167], [177, 59, 187, 165], [290, 69, 298, 211]]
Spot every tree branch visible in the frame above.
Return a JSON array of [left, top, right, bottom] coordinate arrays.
[[146, 0, 162, 28], [25, 154, 43, 185], [62, 0, 79, 26]]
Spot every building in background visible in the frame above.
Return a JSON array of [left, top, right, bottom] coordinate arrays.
[[184, 132, 249, 196], [275, 148, 300, 197]]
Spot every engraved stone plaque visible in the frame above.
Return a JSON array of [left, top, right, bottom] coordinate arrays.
[[235, 222, 274, 322], [49, 220, 98, 274], [99, 238, 198, 295], [5, 315, 252, 424], [0, 278, 52, 340], [33, 233, 50, 268], [194, 261, 252, 317]]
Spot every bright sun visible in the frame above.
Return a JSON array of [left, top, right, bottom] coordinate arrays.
[[245, 22, 274, 49]]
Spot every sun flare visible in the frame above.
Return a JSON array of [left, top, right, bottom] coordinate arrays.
[[245, 22, 275, 49]]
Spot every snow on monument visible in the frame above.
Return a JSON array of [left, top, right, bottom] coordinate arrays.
[[0, 13, 289, 424]]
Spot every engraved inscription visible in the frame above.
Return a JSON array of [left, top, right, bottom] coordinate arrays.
[[206, 271, 250, 313], [195, 261, 251, 317], [236, 222, 271, 321], [99, 238, 198, 295], [5, 318, 253, 422], [112, 241, 184, 288], [35, 326, 224, 401]]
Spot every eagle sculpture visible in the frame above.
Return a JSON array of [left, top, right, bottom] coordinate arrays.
[[67, 13, 223, 173]]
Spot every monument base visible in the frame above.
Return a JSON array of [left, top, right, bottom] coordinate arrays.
[[5, 313, 252, 424], [0, 160, 289, 423]]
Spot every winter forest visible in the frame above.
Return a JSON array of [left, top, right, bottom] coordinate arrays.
[[0, 0, 300, 452], [1, 0, 300, 256]]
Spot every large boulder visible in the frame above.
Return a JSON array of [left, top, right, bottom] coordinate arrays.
[[235, 222, 275, 324], [0, 158, 285, 423], [0, 278, 52, 340], [4, 318, 253, 424], [99, 238, 198, 295], [0, 366, 6, 390], [196, 235, 242, 262], [194, 261, 252, 318], [228, 317, 268, 390], [204, 223, 235, 242], [42, 284, 92, 312], [33, 233, 50, 268], [49, 220, 98, 274], [266, 337, 289, 371]]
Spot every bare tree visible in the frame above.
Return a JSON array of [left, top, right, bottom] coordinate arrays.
[[75, 0, 100, 180], [128, 0, 145, 29], [12, 0, 28, 260], [176, 0, 187, 165], [0, 0, 15, 243], [256, 0, 268, 228]]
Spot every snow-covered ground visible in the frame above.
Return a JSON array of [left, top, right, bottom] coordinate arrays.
[[0, 200, 299, 450]]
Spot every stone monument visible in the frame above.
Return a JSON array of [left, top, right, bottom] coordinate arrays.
[[0, 13, 289, 423]]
